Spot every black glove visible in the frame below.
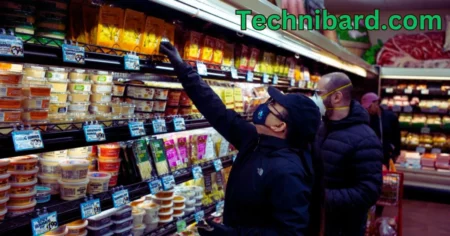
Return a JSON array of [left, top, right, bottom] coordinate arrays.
[[159, 40, 184, 69], [198, 219, 235, 236]]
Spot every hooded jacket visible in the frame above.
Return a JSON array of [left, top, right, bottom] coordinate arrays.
[[175, 63, 316, 235], [315, 101, 383, 236]]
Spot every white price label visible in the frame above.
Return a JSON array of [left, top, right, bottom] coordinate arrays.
[[192, 166, 203, 180], [262, 73, 269, 83], [197, 62, 208, 76], [80, 199, 101, 219], [173, 117, 186, 131], [272, 74, 279, 84], [385, 88, 394, 93], [213, 159, 223, 172], [230, 67, 238, 79], [246, 71, 254, 82], [129, 121, 146, 137], [124, 54, 140, 70], [112, 190, 130, 208], [31, 212, 58, 236], [152, 119, 167, 134], [148, 179, 162, 194], [12, 130, 44, 152], [162, 175, 175, 190], [194, 210, 205, 223], [421, 89, 429, 95], [404, 88, 413, 94], [62, 44, 85, 64], [83, 124, 106, 142]]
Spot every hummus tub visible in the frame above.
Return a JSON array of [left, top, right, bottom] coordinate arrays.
[[58, 178, 89, 201], [8, 155, 38, 171], [104, 171, 119, 187], [0, 173, 10, 187], [9, 178, 37, 194], [59, 159, 89, 182], [97, 143, 120, 159], [144, 220, 159, 233], [66, 219, 88, 236], [90, 71, 113, 84], [0, 185, 11, 199], [6, 199, 36, 217], [38, 174, 60, 195], [8, 190, 36, 205], [35, 186, 51, 203], [0, 159, 10, 174], [87, 172, 111, 194], [42, 150, 68, 159], [98, 158, 121, 172], [132, 208, 145, 226], [39, 158, 63, 177], [68, 146, 89, 158], [8, 167, 39, 183]]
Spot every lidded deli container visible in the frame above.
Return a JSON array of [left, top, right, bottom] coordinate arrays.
[[90, 70, 113, 84]]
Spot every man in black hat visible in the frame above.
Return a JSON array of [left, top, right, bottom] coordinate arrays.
[[160, 41, 322, 235]]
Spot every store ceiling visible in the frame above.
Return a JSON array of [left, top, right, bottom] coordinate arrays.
[[326, 0, 450, 12]]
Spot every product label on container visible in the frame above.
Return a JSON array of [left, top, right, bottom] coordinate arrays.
[[204, 173, 212, 193], [197, 62, 208, 76], [272, 74, 278, 84], [213, 159, 223, 172], [230, 67, 238, 79], [194, 210, 205, 223], [31, 211, 58, 236], [173, 117, 186, 131], [148, 179, 162, 194], [80, 199, 101, 219], [161, 175, 175, 190], [83, 125, 106, 142], [0, 34, 23, 57], [62, 44, 85, 64], [129, 121, 146, 137], [262, 73, 269, 83], [152, 119, 167, 134], [176, 220, 187, 232], [124, 54, 140, 70], [12, 130, 44, 152], [216, 170, 224, 189], [421, 89, 429, 95], [112, 189, 130, 208], [246, 71, 254, 82], [192, 165, 203, 180]]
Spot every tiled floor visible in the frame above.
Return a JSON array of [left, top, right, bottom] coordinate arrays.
[[383, 200, 450, 236]]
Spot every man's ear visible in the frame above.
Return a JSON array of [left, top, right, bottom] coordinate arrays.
[[270, 122, 287, 133]]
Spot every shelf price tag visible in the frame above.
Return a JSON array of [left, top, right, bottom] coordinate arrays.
[[290, 78, 295, 87], [62, 44, 85, 64], [431, 148, 441, 154], [31, 212, 58, 236], [129, 121, 146, 137], [403, 106, 413, 113], [148, 179, 162, 194], [230, 67, 238, 79], [152, 119, 167, 134], [421, 127, 430, 134], [173, 117, 186, 131], [430, 106, 439, 113], [0, 34, 23, 57], [404, 88, 413, 94], [272, 74, 278, 85], [415, 146, 426, 153], [12, 130, 44, 152], [216, 201, 225, 213], [192, 166, 203, 180], [161, 175, 175, 190], [83, 124, 106, 142], [421, 89, 429, 95], [80, 199, 101, 219], [112, 189, 130, 208], [194, 210, 205, 223], [262, 73, 269, 83], [124, 54, 140, 71], [385, 88, 394, 93], [246, 71, 254, 82], [213, 159, 223, 172], [392, 105, 401, 112], [197, 62, 208, 76], [176, 220, 187, 233]]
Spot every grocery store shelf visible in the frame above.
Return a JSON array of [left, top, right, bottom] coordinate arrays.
[[151, 0, 376, 78], [396, 166, 450, 191], [0, 155, 233, 234], [380, 67, 450, 81], [382, 88, 450, 97]]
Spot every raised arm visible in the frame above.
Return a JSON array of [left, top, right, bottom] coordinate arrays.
[[159, 41, 256, 150]]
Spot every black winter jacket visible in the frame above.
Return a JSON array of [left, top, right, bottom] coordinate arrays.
[[175, 63, 315, 235], [314, 101, 383, 236]]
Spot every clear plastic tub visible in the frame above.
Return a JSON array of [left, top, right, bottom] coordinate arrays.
[[0, 97, 22, 109], [69, 69, 89, 82], [0, 71, 21, 85], [68, 146, 89, 158], [90, 93, 112, 103], [98, 158, 121, 172], [6, 199, 36, 218], [87, 172, 111, 194], [144, 220, 159, 233], [126, 86, 154, 99], [105, 171, 119, 187], [68, 92, 90, 103], [132, 208, 145, 226], [153, 100, 167, 112], [113, 225, 132, 236], [50, 92, 69, 103], [128, 99, 153, 112], [35, 185, 51, 203], [22, 76, 46, 85], [38, 174, 60, 195], [24, 65, 46, 79], [9, 178, 37, 194], [154, 88, 169, 100], [22, 109, 49, 122], [87, 208, 117, 228], [0, 84, 22, 97], [141, 202, 160, 223], [47, 78, 69, 93], [173, 195, 186, 208], [58, 178, 89, 201], [90, 71, 113, 84], [69, 82, 92, 93], [66, 219, 88, 236], [132, 224, 145, 236], [86, 221, 113, 236], [68, 102, 90, 113], [46, 67, 68, 81], [59, 159, 89, 182], [42, 150, 68, 159], [112, 84, 125, 96], [92, 84, 112, 93], [9, 155, 39, 171], [97, 143, 121, 159], [0, 110, 22, 122], [0, 159, 10, 175], [22, 97, 50, 109], [8, 190, 36, 205], [22, 84, 52, 97], [39, 158, 63, 177], [89, 103, 111, 113], [49, 102, 68, 114]]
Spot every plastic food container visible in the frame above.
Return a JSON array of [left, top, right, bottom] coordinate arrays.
[[69, 69, 89, 82], [9, 178, 37, 194], [0, 185, 10, 199], [111, 103, 136, 115], [0, 173, 9, 188], [89, 103, 111, 113], [0, 84, 22, 97], [24, 65, 46, 78], [91, 93, 112, 103], [22, 109, 49, 121], [48, 78, 69, 93], [42, 150, 68, 159], [38, 174, 60, 195], [86, 221, 113, 236], [87, 172, 111, 194], [111, 96, 124, 103], [6, 199, 36, 218], [69, 82, 91, 93], [35, 186, 51, 203], [8, 190, 36, 205], [43, 225, 68, 236], [158, 216, 173, 225], [173, 195, 186, 208], [106, 171, 119, 187], [9, 167, 39, 183], [113, 225, 132, 236], [87, 208, 117, 228], [167, 90, 182, 106], [112, 206, 132, 221], [153, 100, 167, 112], [22, 97, 50, 109], [128, 99, 153, 112], [141, 202, 160, 222], [165, 107, 178, 116], [46, 67, 68, 80], [155, 189, 175, 199], [112, 84, 125, 96], [159, 203, 173, 214], [154, 88, 169, 100], [173, 210, 184, 218], [132, 208, 145, 226], [179, 91, 192, 106], [0, 97, 22, 109], [98, 158, 121, 172], [98, 143, 121, 159], [66, 219, 88, 236], [68, 147, 89, 158], [132, 224, 145, 236], [0, 159, 10, 175], [185, 199, 195, 208], [50, 92, 69, 103], [49, 103, 68, 114], [39, 158, 62, 177], [0, 196, 8, 211], [92, 84, 112, 93], [90, 71, 113, 84], [58, 178, 89, 201], [127, 86, 154, 99], [112, 216, 133, 231], [144, 220, 159, 233], [68, 92, 90, 103], [22, 76, 46, 85], [68, 102, 90, 113], [59, 159, 89, 182]]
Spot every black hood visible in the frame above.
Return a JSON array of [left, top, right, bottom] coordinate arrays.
[[325, 100, 370, 130]]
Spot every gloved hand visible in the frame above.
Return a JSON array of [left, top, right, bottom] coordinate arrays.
[[198, 219, 235, 236], [159, 40, 184, 69]]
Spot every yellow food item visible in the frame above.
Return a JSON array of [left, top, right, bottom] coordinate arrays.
[[222, 43, 234, 67], [49, 103, 68, 114], [58, 179, 89, 200], [69, 69, 89, 82], [200, 36, 215, 62], [69, 92, 90, 103], [89, 103, 111, 113], [23, 65, 46, 78], [90, 93, 112, 103], [50, 92, 69, 103], [213, 40, 225, 64], [164, 23, 175, 45], [120, 9, 145, 51], [91, 6, 124, 48], [140, 16, 165, 55], [90, 71, 112, 84], [92, 84, 112, 93], [69, 82, 91, 93], [184, 31, 202, 60], [48, 81, 69, 93]]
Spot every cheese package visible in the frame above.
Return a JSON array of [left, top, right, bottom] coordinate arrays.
[[149, 139, 169, 176], [223, 88, 235, 110], [90, 6, 124, 48], [184, 31, 203, 60], [234, 44, 250, 70], [164, 23, 175, 45], [212, 39, 225, 65], [222, 43, 234, 67], [140, 16, 165, 55], [233, 87, 244, 112], [200, 36, 216, 62], [120, 9, 145, 51], [248, 48, 261, 71]]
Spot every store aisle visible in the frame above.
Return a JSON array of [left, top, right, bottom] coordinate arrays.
[[384, 200, 450, 236]]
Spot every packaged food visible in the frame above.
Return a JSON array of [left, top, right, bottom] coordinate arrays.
[[144, 221, 159, 233], [87, 207, 117, 228], [113, 225, 133, 236], [90, 71, 113, 84], [50, 92, 69, 103], [0, 160, 10, 175], [22, 109, 48, 121], [127, 99, 153, 112], [164, 23, 175, 45], [8, 190, 36, 205], [98, 158, 121, 172], [6, 199, 36, 218], [222, 43, 234, 67], [59, 159, 89, 182], [164, 139, 181, 172], [98, 143, 121, 159], [89, 103, 110, 113], [212, 39, 225, 65], [149, 139, 169, 176], [235, 44, 250, 70], [58, 178, 89, 200], [68, 147, 88, 159], [68, 102, 90, 112], [0, 172, 9, 190], [111, 96, 124, 103], [112, 103, 135, 115], [127, 86, 155, 99], [0, 84, 22, 97], [112, 206, 132, 221], [132, 224, 145, 236], [86, 221, 113, 236], [0, 184, 10, 199], [167, 90, 182, 106], [92, 83, 112, 93], [39, 158, 62, 177], [90, 93, 112, 103], [248, 48, 261, 71], [0, 97, 22, 109], [0, 196, 8, 211], [69, 69, 90, 82], [9, 178, 37, 194], [120, 9, 145, 51], [112, 216, 133, 231], [66, 219, 88, 236], [132, 208, 145, 226], [49, 102, 68, 114], [184, 31, 202, 60], [200, 36, 216, 62], [106, 171, 119, 187], [46, 67, 68, 81], [35, 186, 51, 203], [22, 84, 52, 97], [69, 82, 92, 93], [153, 101, 167, 112], [38, 174, 60, 195], [24, 65, 46, 79], [8, 155, 38, 171], [44, 225, 68, 236], [140, 16, 165, 55], [42, 150, 68, 159], [165, 107, 178, 116], [179, 91, 192, 106], [68, 92, 90, 103], [87, 172, 111, 194], [0, 110, 22, 122], [112, 84, 125, 96], [90, 6, 124, 48]]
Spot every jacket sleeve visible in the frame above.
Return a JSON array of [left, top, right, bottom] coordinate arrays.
[[234, 166, 311, 235], [174, 63, 256, 150], [325, 135, 383, 210]]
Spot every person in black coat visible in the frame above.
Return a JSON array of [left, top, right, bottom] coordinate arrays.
[[159, 41, 322, 235], [310, 72, 383, 236]]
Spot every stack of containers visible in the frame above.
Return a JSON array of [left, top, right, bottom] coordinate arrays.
[[22, 65, 52, 126], [0, 67, 23, 130], [111, 206, 133, 235], [175, 186, 196, 215], [86, 208, 118, 235], [58, 159, 89, 201], [47, 67, 70, 125], [90, 71, 114, 122], [131, 207, 145, 236], [124, 84, 155, 120], [150, 190, 175, 226], [6, 155, 39, 218], [68, 68, 92, 120], [136, 198, 160, 234], [0, 159, 10, 220], [172, 195, 186, 218], [38, 150, 68, 196], [97, 143, 121, 187]]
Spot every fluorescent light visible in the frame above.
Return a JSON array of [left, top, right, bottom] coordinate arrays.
[[155, 66, 174, 71], [206, 72, 226, 77], [380, 67, 450, 81], [382, 75, 450, 81], [85, 58, 121, 65]]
